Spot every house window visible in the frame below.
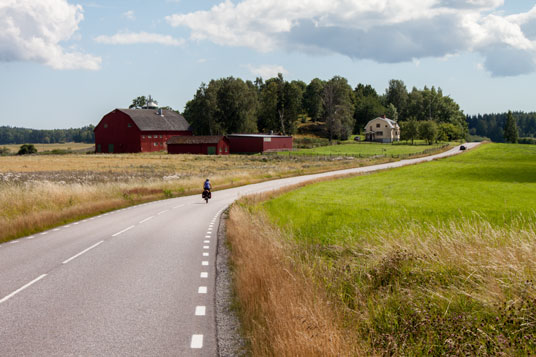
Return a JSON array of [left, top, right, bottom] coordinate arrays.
[[369, 126, 372, 131], [148, 135, 152, 139], [377, 131, 383, 136], [225, 147, 228, 153], [376, 123, 380, 128], [385, 125, 388, 127]]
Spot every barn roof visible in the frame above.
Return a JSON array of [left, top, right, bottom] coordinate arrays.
[[117, 109, 191, 131], [167, 135, 226, 145]]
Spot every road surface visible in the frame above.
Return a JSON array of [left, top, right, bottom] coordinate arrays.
[[0, 143, 479, 356]]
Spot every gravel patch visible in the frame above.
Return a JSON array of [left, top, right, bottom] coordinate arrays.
[[216, 209, 248, 356]]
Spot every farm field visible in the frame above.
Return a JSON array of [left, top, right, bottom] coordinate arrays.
[[229, 143, 536, 355], [0, 151, 396, 243], [297, 142, 449, 156], [1, 142, 94, 153]]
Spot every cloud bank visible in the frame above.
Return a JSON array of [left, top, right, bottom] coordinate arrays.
[[166, 0, 536, 76], [0, 0, 101, 70], [95, 32, 185, 47]]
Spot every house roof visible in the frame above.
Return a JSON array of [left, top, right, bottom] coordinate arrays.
[[117, 109, 191, 131], [227, 134, 292, 138], [365, 117, 399, 129], [167, 135, 226, 145]]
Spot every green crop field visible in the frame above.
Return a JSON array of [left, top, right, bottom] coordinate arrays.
[[290, 141, 450, 157], [258, 143, 536, 355]]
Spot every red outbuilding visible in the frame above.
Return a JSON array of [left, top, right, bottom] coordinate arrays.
[[94, 108, 192, 153], [167, 135, 230, 155], [226, 134, 293, 153]]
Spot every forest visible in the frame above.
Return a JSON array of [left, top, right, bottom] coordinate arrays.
[[0, 125, 95, 145], [467, 112, 536, 143]]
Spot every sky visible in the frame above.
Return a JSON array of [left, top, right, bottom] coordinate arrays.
[[0, 0, 535, 129]]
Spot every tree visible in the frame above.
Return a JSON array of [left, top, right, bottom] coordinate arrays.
[[384, 79, 408, 119], [17, 144, 37, 155], [322, 76, 355, 142], [215, 77, 258, 134], [303, 78, 325, 122], [418, 121, 438, 144], [400, 118, 419, 144], [183, 81, 222, 135], [129, 95, 158, 109], [385, 103, 398, 121], [503, 111, 519, 143], [353, 83, 385, 134]]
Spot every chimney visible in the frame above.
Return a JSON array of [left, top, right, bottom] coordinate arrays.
[[382, 114, 386, 119], [157, 108, 164, 117]]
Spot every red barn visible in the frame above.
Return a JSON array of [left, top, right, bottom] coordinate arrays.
[[167, 135, 230, 155], [227, 134, 293, 153], [94, 108, 192, 153]]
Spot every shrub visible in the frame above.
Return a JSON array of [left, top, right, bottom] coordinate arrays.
[[17, 144, 37, 155]]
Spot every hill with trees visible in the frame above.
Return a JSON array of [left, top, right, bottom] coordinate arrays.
[[0, 125, 95, 145], [467, 111, 536, 143]]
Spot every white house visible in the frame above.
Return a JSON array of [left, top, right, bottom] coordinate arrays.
[[364, 116, 400, 143]]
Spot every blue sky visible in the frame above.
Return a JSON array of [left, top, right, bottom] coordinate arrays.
[[0, 0, 535, 129]]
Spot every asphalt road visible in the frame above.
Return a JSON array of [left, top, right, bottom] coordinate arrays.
[[0, 143, 479, 356]]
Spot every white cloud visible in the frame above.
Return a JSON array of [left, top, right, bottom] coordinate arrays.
[[247, 64, 287, 78], [167, 0, 536, 77], [0, 0, 101, 70], [95, 32, 185, 46], [123, 10, 135, 20]]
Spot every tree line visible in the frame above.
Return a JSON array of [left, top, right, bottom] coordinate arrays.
[[183, 75, 468, 142], [467, 111, 536, 143], [0, 125, 95, 145]]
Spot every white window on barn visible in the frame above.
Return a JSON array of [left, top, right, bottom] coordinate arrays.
[[142, 135, 145, 139], [148, 135, 152, 138], [160, 135, 163, 138], [154, 142, 158, 146]]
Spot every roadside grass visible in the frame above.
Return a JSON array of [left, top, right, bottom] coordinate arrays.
[[0, 152, 397, 243], [290, 142, 450, 157], [229, 143, 536, 355]]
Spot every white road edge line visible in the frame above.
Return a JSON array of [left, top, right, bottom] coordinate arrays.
[[112, 225, 135, 237], [139, 216, 154, 224], [0, 274, 47, 304], [200, 272, 208, 278], [62, 241, 104, 264], [191, 334, 203, 349], [198, 286, 207, 294]]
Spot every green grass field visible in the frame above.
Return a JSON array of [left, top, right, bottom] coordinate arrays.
[[266, 143, 536, 243], [290, 141, 449, 157], [259, 143, 536, 354]]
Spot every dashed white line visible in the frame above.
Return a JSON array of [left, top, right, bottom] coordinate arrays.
[[203, 246, 209, 249], [112, 225, 135, 237], [203, 252, 209, 257], [73, 222, 79, 225], [173, 204, 184, 209], [195, 306, 206, 316], [26, 236, 35, 240], [41, 232, 48, 235], [158, 210, 169, 215], [64, 225, 70, 228], [53, 228, 60, 232], [203, 240, 210, 244], [139, 216, 154, 224], [205, 235, 211, 238], [198, 286, 207, 294], [200, 272, 208, 278], [191, 334, 203, 349], [202, 261, 209, 266], [62, 241, 104, 264], [0, 274, 47, 305]]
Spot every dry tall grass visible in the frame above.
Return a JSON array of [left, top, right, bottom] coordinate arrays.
[[226, 203, 363, 356]]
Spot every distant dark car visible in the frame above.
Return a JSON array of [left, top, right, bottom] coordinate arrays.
[[354, 136, 360, 141], [460, 145, 466, 150]]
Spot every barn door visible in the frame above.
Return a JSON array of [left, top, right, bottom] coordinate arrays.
[[207, 146, 216, 155], [108, 144, 114, 153]]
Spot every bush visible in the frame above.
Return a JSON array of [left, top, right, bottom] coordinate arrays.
[[17, 144, 37, 155], [519, 137, 536, 145], [0, 147, 10, 156]]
